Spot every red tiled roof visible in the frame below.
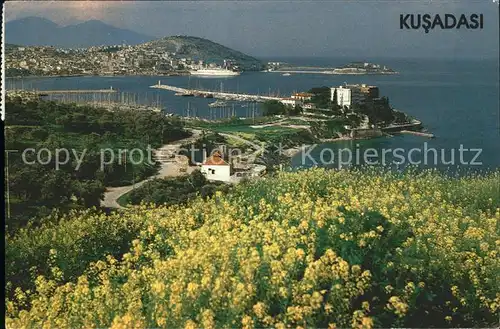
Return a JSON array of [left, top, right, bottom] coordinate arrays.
[[203, 152, 229, 165]]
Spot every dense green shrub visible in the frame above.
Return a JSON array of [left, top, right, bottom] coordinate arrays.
[[5, 98, 189, 229], [5, 168, 499, 328]]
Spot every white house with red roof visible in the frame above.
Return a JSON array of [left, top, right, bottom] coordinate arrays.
[[200, 151, 233, 182], [291, 92, 314, 101], [279, 97, 303, 107]]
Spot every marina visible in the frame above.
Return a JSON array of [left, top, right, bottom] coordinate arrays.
[[35, 88, 117, 94], [208, 100, 228, 107], [150, 81, 282, 102], [5, 56, 500, 169], [7, 88, 164, 112]]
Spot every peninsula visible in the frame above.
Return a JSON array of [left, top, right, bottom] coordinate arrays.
[[265, 61, 398, 75], [152, 81, 427, 154]]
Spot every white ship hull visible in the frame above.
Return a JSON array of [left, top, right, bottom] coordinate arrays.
[[189, 69, 240, 77]]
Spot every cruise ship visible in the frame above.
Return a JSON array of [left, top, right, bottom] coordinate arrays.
[[189, 68, 240, 77]]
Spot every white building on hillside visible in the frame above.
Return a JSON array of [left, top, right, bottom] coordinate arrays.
[[280, 98, 303, 107], [330, 84, 379, 109], [331, 86, 353, 108], [291, 92, 314, 101], [201, 151, 233, 182]]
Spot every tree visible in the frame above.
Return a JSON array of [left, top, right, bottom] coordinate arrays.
[[73, 180, 105, 208], [262, 100, 287, 116], [393, 110, 410, 124], [126, 171, 221, 206], [30, 127, 49, 140], [354, 97, 395, 124], [189, 169, 208, 188], [308, 86, 332, 109], [332, 88, 337, 104], [200, 184, 217, 199], [288, 104, 303, 116], [4, 97, 190, 230], [255, 151, 289, 172]]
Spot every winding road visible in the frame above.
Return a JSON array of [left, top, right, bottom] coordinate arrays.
[[100, 130, 202, 209], [101, 128, 272, 209]]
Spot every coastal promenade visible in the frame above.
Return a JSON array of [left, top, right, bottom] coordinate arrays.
[[150, 82, 282, 102]]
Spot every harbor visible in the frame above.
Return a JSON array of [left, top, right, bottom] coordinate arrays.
[[35, 88, 117, 94], [5, 64, 498, 170], [150, 81, 282, 102], [6, 88, 163, 112]]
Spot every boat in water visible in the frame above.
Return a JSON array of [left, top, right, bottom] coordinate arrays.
[[190, 68, 240, 77], [282, 73, 291, 76], [209, 100, 228, 107]]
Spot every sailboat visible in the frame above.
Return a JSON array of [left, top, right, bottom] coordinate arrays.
[[209, 100, 228, 108]]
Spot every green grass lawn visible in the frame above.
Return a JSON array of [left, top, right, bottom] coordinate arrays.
[[116, 192, 131, 207]]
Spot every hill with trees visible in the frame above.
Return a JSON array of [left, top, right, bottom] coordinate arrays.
[[141, 35, 263, 70], [4, 97, 189, 231]]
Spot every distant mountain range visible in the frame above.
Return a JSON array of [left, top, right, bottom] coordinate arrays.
[[6, 17, 263, 70], [5, 17, 155, 47]]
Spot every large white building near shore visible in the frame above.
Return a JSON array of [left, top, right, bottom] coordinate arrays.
[[331, 84, 379, 108], [332, 86, 353, 108]]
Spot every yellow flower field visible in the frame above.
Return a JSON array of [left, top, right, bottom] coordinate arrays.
[[5, 168, 500, 328]]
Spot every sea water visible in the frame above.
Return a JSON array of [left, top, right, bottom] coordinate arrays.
[[6, 57, 499, 170]]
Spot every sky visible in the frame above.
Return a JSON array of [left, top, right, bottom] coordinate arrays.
[[5, 0, 500, 59]]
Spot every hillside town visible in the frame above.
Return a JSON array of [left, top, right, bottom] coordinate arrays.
[[6, 40, 396, 78], [5, 43, 245, 77]]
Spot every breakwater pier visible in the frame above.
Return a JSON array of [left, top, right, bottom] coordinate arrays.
[[266, 70, 398, 75], [150, 81, 282, 102], [380, 120, 434, 138], [399, 130, 435, 138], [381, 120, 423, 133]]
